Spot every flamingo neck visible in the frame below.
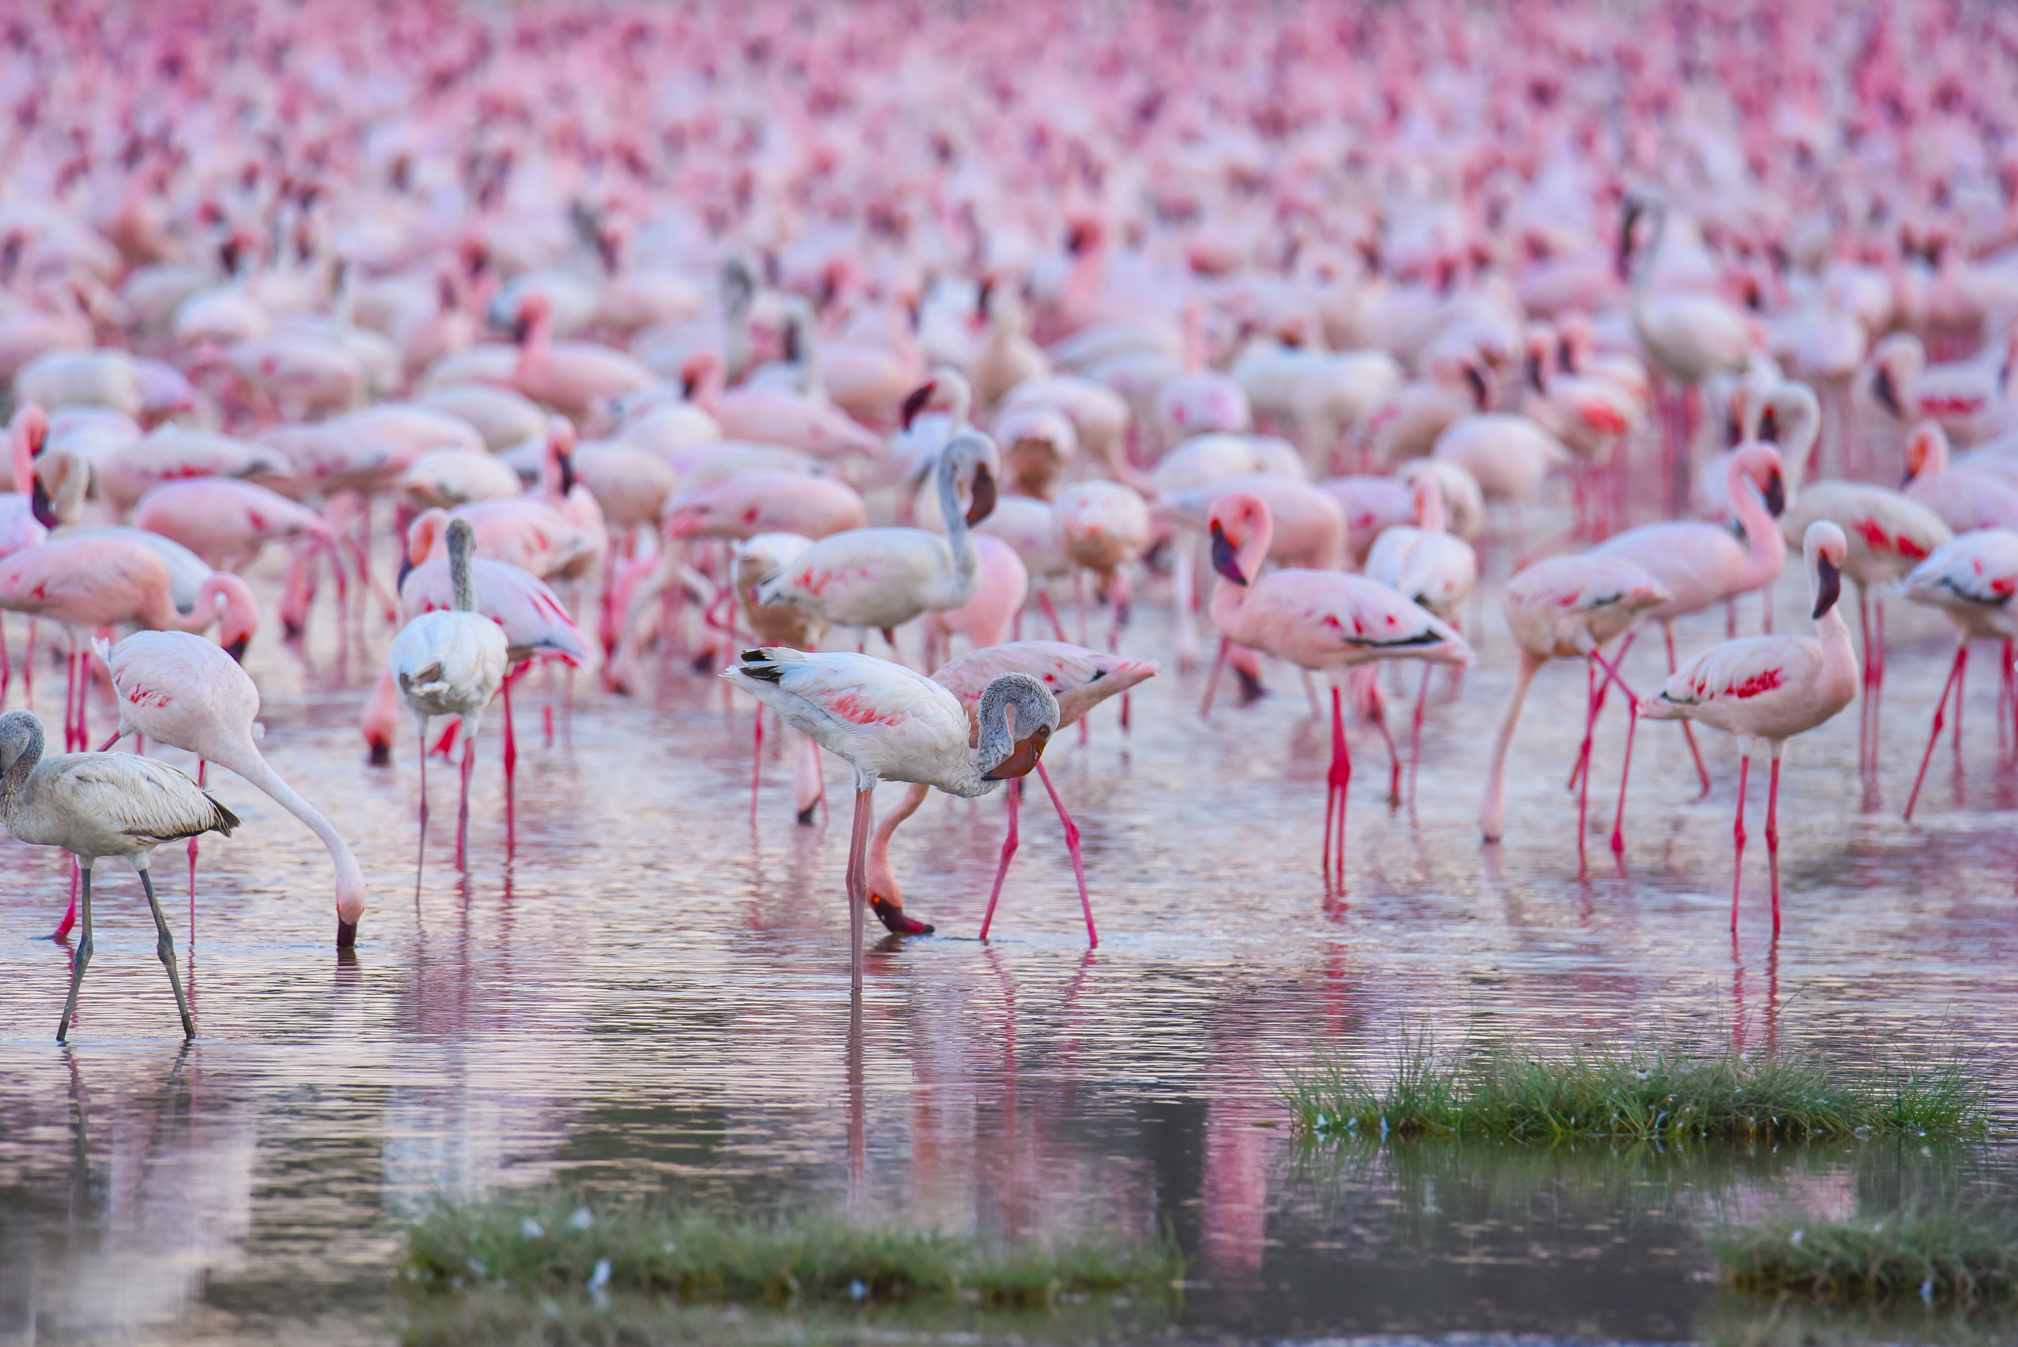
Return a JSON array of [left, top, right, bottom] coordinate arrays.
[[208, 742, 369, 926], [1725, 461, 1784, 579], [1208, 520, 1274, 641]]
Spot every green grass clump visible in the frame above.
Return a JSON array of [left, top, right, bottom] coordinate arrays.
[[400, 1196, 1181, 1313], [1709, 1211, 2018, 1305], [1284, 1029, 1989, 1143]]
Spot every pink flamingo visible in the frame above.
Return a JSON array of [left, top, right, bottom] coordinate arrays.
[[1592, 443, 1789, 793], [924, 533, 1029, 667], [1777, 481, 1951, 771], [0, 534, 260, 753], [1365, 474, 1478, 801], [865, 642, 1157, 940], [724, 648, 1058, 990], [1206, 491, 1472, 881], [1643, 522, 1857, 932], [507, 290, 655, 429], [1481, 554, 1671, 850], [1900, 529, 2018, 820], [95, 630, 368, 947]]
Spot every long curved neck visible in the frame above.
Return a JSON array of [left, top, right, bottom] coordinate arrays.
[[206, 741, 367, 920], [0, 723, 42, 823], [935, 453, 980, 593], [1725, 461, 1784, 579], [512, 307, 552, 381], [1207, 520, 1273, 642]]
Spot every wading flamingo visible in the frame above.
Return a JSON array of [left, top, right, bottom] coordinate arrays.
[[724, 647, 1058, 990], [1642, 522, 1857, 933], [1365, 473, 1479, 800], [2, 708, 237, 1042], [1900, 529, 2018, 820]]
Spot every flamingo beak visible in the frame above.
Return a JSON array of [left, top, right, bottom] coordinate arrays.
[[900, 381, 935, 430], [1210, 522, 1247, 585], [1873, 365, 1903, 420], [1763, 471, 1786, 517], [983, 725, 1050, 780], [224, 636, 249, 663], [1813, 556, 1842, 620], [337, 918, 357, 949], [965, 463, 997, 525]]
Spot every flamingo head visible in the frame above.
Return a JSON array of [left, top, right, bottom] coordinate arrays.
[[510, 289, 551, 343], [1902, 421, 1948, 487], [1805, 521, 1848, 620], [1206, 491, 1269, 586], [977, 672, 1060, 781], [1733, 443, 1787, 517]]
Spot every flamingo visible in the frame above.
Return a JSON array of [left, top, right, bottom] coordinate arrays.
[[1900, 529, 2018, 820], [1480, 555, 1671, 851], [723, 647, 1058, 990], [507, 290, 655, 428], [755, 433, 999, 654], [1206, 491, 1472, 881], [1643, 522, 1858, 933], [2, 708, 237, 1042], [1052, 481, 1151, 650], [864, 642, 1157, 940], [1900, 421, 2018, 534], [1592, 443, 1789, 793], [95, 631, 368, 947], [388, 519, 509, 874], [1776, 482, 1951, 772], [1366, 473, 1478, 800]]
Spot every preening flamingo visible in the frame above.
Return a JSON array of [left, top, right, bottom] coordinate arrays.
[[2, 708, 238, 1042], [1643, 522, 1857, 932], [1900, 529, 2018, 820], [723, 647, 1058, 989]]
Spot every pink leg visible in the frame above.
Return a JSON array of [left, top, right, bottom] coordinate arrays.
[[1610, 678, 1639, 856], [430, 721, 459, 758], [1200, 636, 1231, 718], [0, 614, 9, 705], [751, 704, 765, 823], [1407, 662, 1431, 807], [22, 618, 33, 708], [1666, 624, 1712, 793], [1905, 643, 1966, 821], [456, 738, 475, 870], [187, 761, 205, 932], [1037, 591, 1068, 643], [51, 858, 79, 942], [1324, 686, 1352, 881], [414, 722, 430, 896], [501, 675, 517, 847], [75, 649, 87, 751], [1858, 591, 1872, 772], [1765, 756, 1782, 937], [978, 778, 1022, 940], [844, 787, 871, 990], [1730, 754, 1750, 932], [1035, 761, 1096, 947], [1575, 658, 1600, 869]]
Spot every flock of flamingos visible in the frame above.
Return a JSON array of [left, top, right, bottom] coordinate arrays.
[[0, 0, 2014, 1035]]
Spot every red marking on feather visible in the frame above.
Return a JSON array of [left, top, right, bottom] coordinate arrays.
[[1579, 400, 1630, 434], [825, 691, 899, 726], [1853, 518, 1888, 551], [1724, 668, 1784, 699], [1896, 536, 1929, 560], [1992, 575, 2015, 597], [127, 685, 172, 709]]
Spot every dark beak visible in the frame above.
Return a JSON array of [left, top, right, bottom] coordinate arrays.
[[982, 728, 1048, 780], [396, 551, 414, 590], [1763, 471, 1786, 517], [337, 918, 357, 949], [1462, 364, 1488, 409], [224, 636, 249, 663], [1873, 365, 1903, 420], [900, 381, 934, 431], [1210, 521, 1248, 585], [557, 448, 575, 497], [965, 463, 997, 525], [1812, 556, 1842, 620], [1759, 407, 1780, 443], [511, 315, 530, 344], [1616, 201, 1642, 281]]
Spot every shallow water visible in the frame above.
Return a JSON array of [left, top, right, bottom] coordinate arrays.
[[2, 523, 2016, 1346]]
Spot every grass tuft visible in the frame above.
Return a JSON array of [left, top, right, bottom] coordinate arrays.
[[400, 1195, 1182, 1313], [1284, 1029, 1989, 1143], [1709, 1211, 2018, 1305]]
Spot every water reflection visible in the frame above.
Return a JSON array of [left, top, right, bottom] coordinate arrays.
[[1, 557, 2016, 1343]]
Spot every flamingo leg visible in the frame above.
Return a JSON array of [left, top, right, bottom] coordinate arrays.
[[1765, 753, 1782, 938], [844, 786, 872, 990], [1858, 590, 1872, 772], [187, 761, 205, 933], [1905, 642, 1967, 820], [1368, 677, 1402, 806], [456, 737, 475, 871], [1035, 761, 1095, 948], [751, 703, 764, 823], [0, 613, 9, 705], [55, 864, 93, 1042], [979, 778, 1023, 940], [414, 718, 430, 895], [1954, 643, 1968, 765], [1730, 754, 1750, 932], [1324, 685, 1352, 881], [50, 859, 78, 941], [1200, 636, 1231, 718], [139, 866, 195, 1040], [502, 677, 518, 848], [1666, 623, 1712, 793], [1575, 657, 1600, 870], [1610, 675, 1639, 856], [1037, 590, 1069, 643], [1407, 662, 1432, 807]]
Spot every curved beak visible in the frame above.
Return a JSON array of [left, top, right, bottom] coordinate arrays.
[[1209, 521, 1247, 586], [1763, 471, 1786, 518], [1873, 365, 1903, 420], [965, 463, 997, 526], [982, 729, 1048, 781], [224, 636, 249, 663], [1812, 556, 1842, 620]]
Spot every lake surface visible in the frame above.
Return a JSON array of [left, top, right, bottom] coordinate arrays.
[[1, 523, 2014, 1346]]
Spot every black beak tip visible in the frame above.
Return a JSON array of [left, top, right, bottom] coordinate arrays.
[[224, 636, 249, 663], [336, 919, 357, 949], [368, 740, 392, 767], [1764, 474, 1786, 518]]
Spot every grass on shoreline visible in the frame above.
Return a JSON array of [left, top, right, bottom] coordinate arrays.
[[1709, 1211, 2018, 1305], [400, 1196, 1182, 1313], [1283, 1029, 1990, 1143]]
